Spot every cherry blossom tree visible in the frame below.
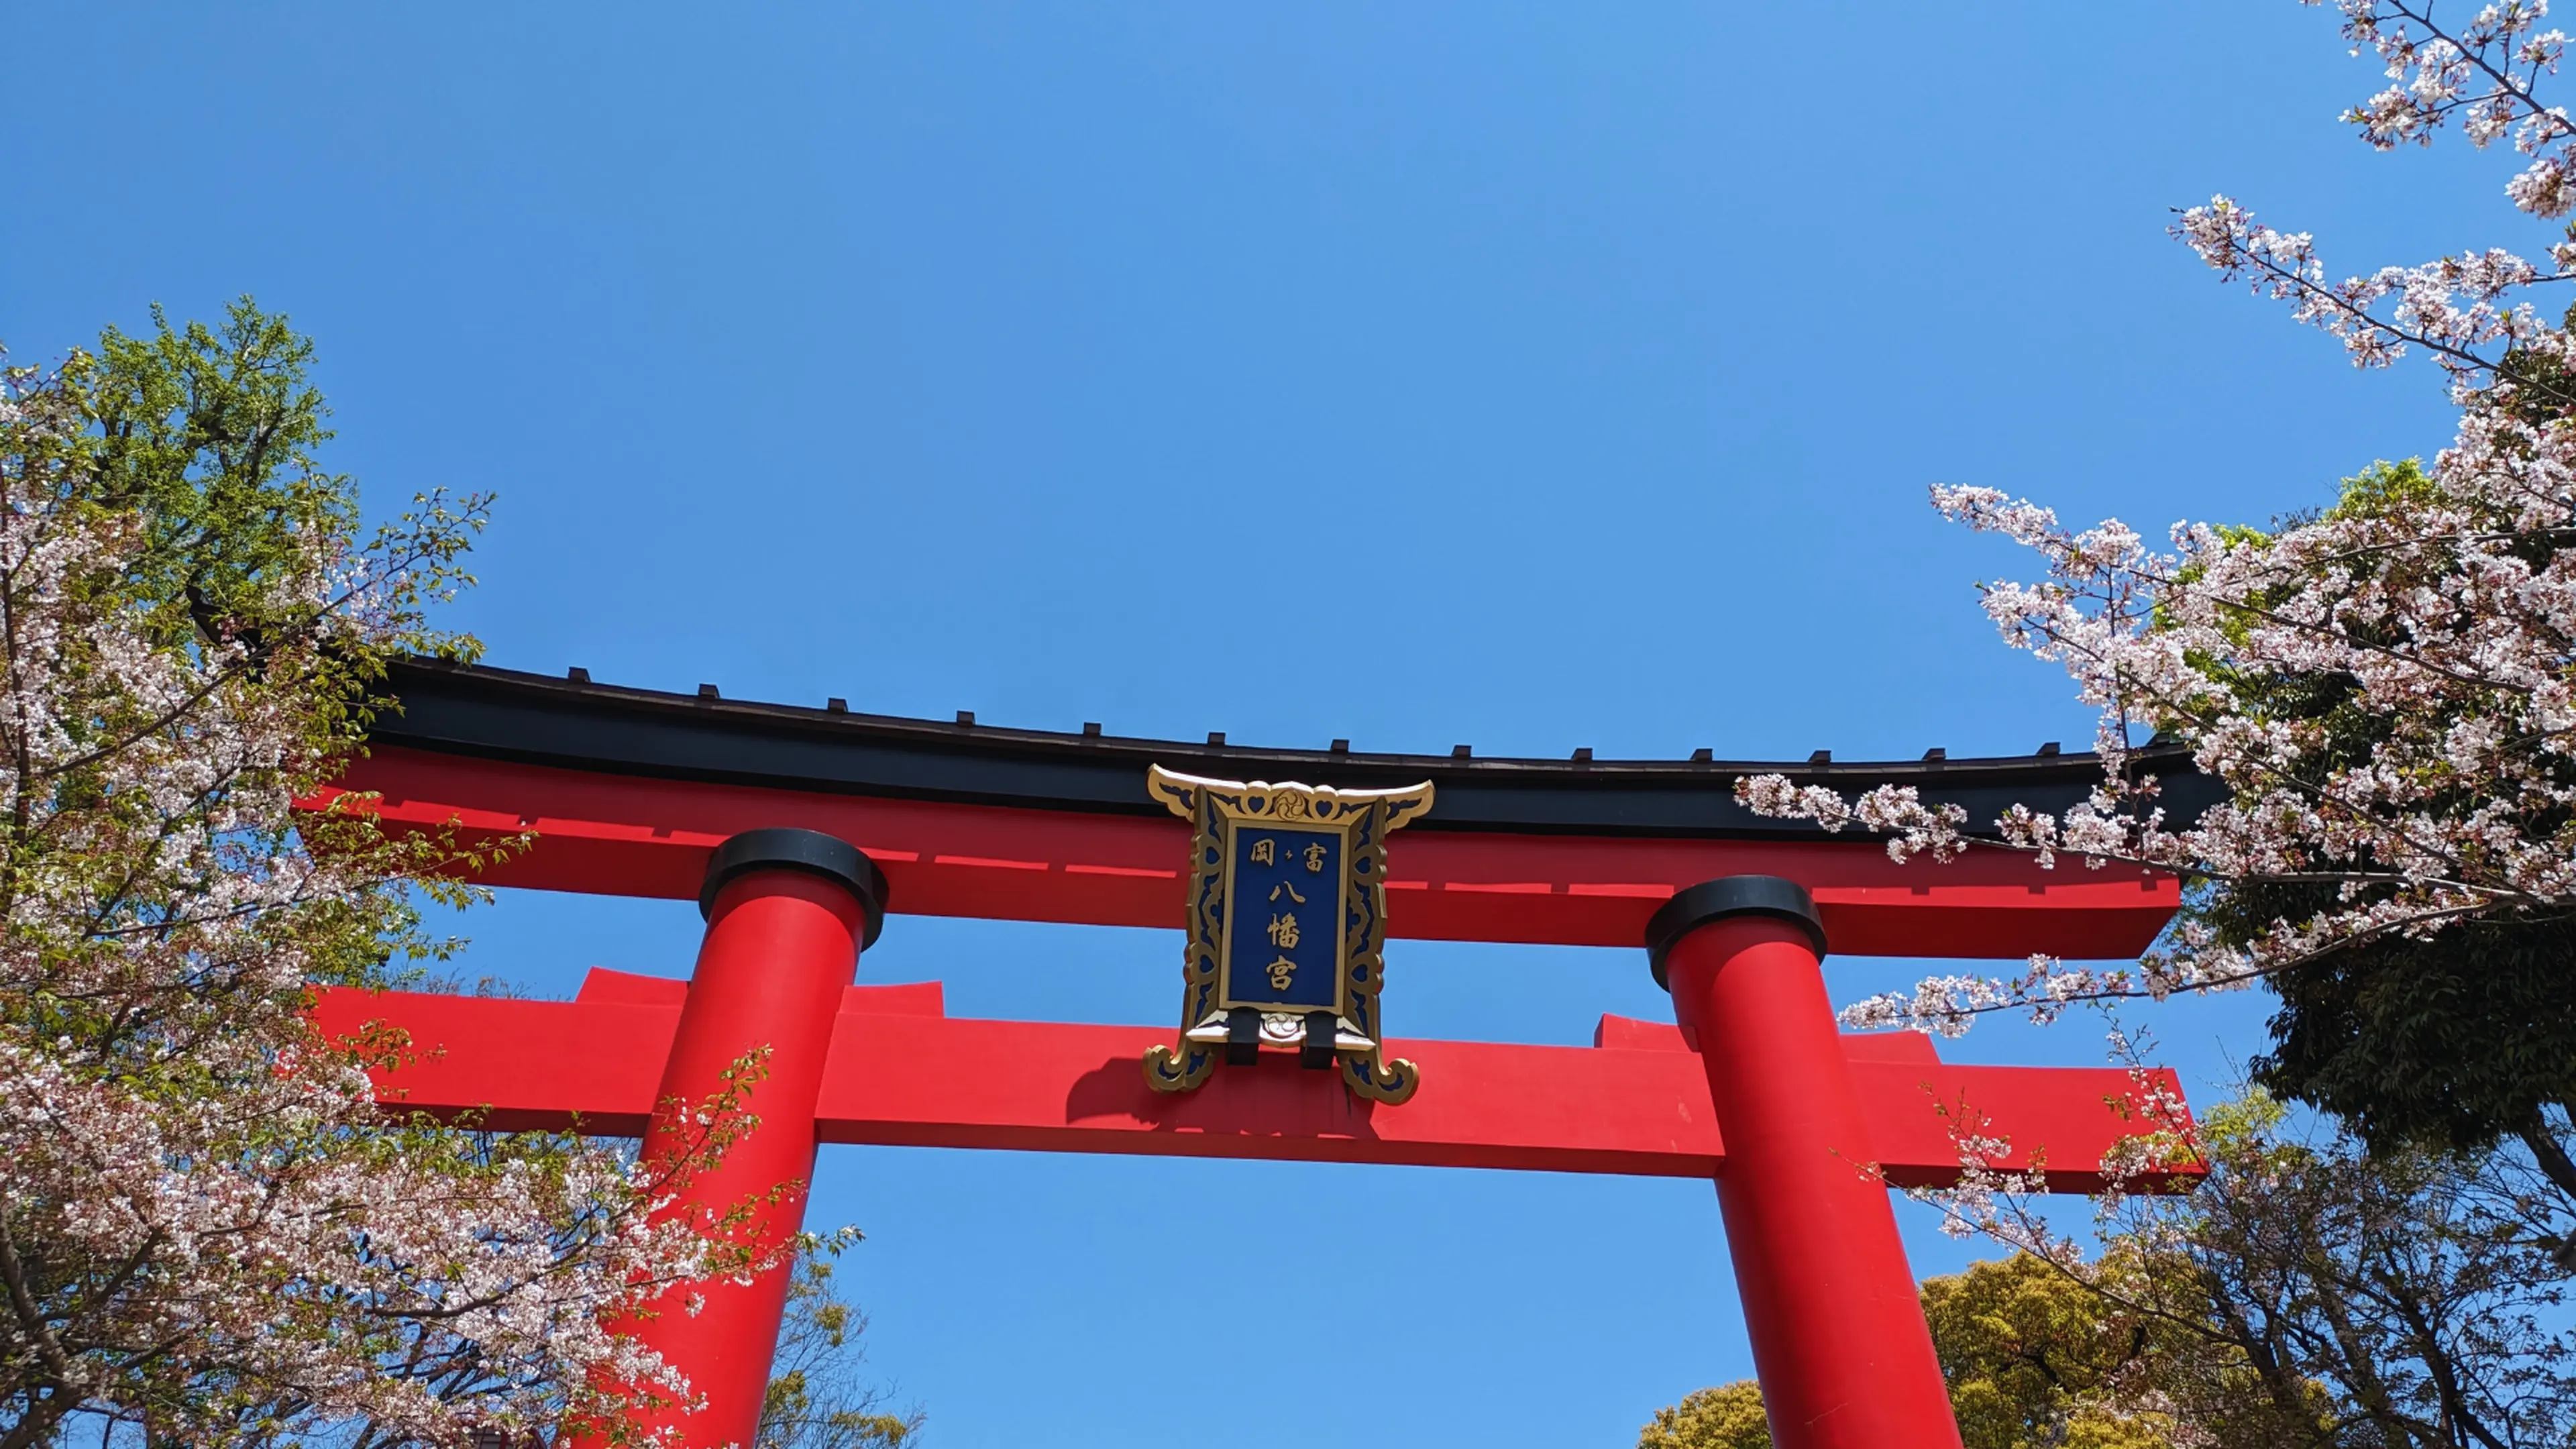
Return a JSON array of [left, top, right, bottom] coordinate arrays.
[[0, 303, 739, 1448], [1736, 0, 2576, 1201], [1646, 1093, 2576, 1448]]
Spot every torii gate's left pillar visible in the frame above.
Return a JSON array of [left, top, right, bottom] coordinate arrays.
[[592, 828, 886, 1449]]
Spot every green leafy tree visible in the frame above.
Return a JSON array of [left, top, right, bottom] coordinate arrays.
[[1636, 1260, 2177, 1449], [758, 1255, 919, 1449], [1642, 1093, 2575, 1448], [2159, 462, 2576, 1212], [0, 301, 730, 1448], [2092, 453, 2576, 1210], [2074, 1093, 2571, 1448], [1636, 1381, 1768, 1449], [1921, 1254, 2175, 1449]]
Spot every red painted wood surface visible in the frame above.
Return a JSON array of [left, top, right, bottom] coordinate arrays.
[[1666, 913, 1963, 1449], [596, 870, 870, 1449], [313, 746, 2180, 959], [313, 969, 2188, 1193]]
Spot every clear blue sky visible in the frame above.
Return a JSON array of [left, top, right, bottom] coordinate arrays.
[[3, 4, 2513, 1444]]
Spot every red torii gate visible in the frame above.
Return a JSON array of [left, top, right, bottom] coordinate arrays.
[[310, 662, 2210, 1449]]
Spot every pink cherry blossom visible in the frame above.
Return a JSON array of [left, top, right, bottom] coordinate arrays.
[[1738, 1, 2576, 1047], [0, 352, 751, 1447]]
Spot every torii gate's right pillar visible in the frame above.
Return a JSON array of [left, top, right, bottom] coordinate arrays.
[[1648, 877, 1964, 1449]]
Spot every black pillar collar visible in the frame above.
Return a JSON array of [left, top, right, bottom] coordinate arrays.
[[699, 827, 891, 949], [1643, 874, 1826, 990]]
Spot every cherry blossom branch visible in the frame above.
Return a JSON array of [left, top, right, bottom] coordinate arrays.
[[2174, 200, 2567, 381], [13, 492, 488, 790]]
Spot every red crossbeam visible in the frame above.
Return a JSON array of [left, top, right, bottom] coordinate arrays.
[[313, 969, 2186, 1192], [314, 747, 2180, 959]]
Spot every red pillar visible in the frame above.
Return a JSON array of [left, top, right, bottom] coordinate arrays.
[[608, 828, 885, 1449], [1646, 876, 1961, 1449]]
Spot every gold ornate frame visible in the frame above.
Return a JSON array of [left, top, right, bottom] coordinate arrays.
[[1142, 765, 1433, 1104]]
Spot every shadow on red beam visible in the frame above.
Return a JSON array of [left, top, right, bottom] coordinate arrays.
[[309, 747, 2180, 959], [310, 972, 2196, 1195]]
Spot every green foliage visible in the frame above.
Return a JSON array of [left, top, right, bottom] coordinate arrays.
[[0, 303, 713, 1449], [71, 299, 354, 655], [2154, 461, 2433, 690], [2245, 888, 2576, 1165], [2100, 1091, 2570, 1448], [1923, 1255, 2170, 1449], [757, 1256, 918, 1449], [1638, 1091, 2574, 1448], [5, 299, 487, 1018], [1635, 1259, 2178, 1449], [1635, 1381, 1770, 1449], [2159, 458, 2576, 1195], [2322, 455, 2439, 521]]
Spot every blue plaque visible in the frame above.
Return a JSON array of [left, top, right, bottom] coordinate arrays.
[[1224, 825, 1342, 1012], [1144, 767, 1434, 1103]]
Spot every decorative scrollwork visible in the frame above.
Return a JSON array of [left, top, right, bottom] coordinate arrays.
[[1336, 789, 1422, 1105], [1143, 765, 1432, 1103], [1142, 769, 1226, 1093]]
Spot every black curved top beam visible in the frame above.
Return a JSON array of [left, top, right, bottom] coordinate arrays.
[[372, 659, 2222, 841]]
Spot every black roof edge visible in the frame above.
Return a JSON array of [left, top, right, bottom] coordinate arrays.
[[366, 658, 2223, 840]]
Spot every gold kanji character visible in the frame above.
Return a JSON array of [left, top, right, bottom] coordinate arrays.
[[1269, 880, 1306, 904], [1267, 912, 1299, 948], [1303, 842, 1328, 873], [1267, 957, 1297, 991], [1248, 838, 1277, 865]]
